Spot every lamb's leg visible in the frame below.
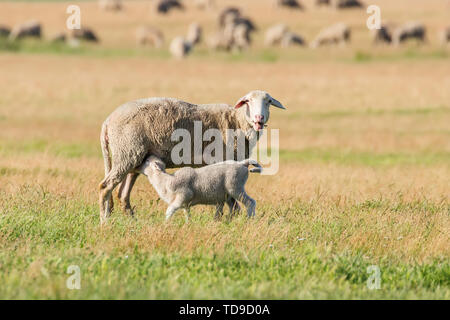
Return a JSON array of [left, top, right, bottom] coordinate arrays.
[[226, 198, 241, 217], [166, 193, 190, 221], [240, 192, 256, 218], [99, 169, 128, 225], [214, 203, 225, 221], [231, 191, 256, 218], [117, 173, 139, 216]]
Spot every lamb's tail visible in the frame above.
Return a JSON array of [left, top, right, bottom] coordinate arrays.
[[242, 159, 262, 173]]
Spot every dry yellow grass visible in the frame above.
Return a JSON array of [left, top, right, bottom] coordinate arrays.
[[0, 0, 448, 299]]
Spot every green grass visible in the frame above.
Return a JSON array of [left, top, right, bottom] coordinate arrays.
[[1, 38, 448, 63], [0, 187, 448, 299], [1, 137, 449, 168], [279, 148, 450, 167], [351, 49, 450, 63], [0, 38, 172, 59], [1, 138, 449, 167]]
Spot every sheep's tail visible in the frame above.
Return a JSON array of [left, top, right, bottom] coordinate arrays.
[[100, 121, 111, 179], [242, 159, 262, 173]]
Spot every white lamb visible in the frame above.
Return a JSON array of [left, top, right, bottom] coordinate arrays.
[[138, 156, 262, 221]]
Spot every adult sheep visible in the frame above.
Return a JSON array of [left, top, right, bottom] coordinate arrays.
[[98, 0, 122, 11], [0, 25, 11, 38], [156, 0, 184, 14], [274, 0, 303, 10], [311, 23, 350, 48], [186, 23, 202, 45], [136, 26, 164, 48], [99, 91, 286, 224], [169, 36, 192, 58], [392, 22, 426, 46], [9, 20, 41, 41]]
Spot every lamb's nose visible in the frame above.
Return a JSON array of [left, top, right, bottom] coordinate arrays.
[[255, 115, 264, 122]]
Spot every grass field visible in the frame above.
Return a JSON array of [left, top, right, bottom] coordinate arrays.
[[0, 0, 449, 299]]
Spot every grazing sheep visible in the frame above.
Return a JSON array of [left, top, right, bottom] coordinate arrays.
[[9, 20, 41, 41], [0, 25, 10, 37], [211, 7, 256, 51], [218, 7, 241, 29], [440, 27, 450, 45], [265, 24, 289, 46], [186, 22, 202, 45], [265, 24, 306, 47], [98, 0, 122, 11], [274, 0, 303, 10], [218, 7, 256, 32], [170, 22, 203, 57], [232, 23, 252, 50], [156, 0, 184, 14], [333, 0, 364, 9], [169, 36, 192, 58], [98, 90, 286, 224], [311, 23, 350, 48], [281, 31, 306, 47], [136, 26, 164, 48], [392, 22, 426, 45], [72, 27, 99, 42], [316, 0, 330, 6], [208, 30, 233, 51], [138, 156, 261, 220], [194, 0, 214, 10]]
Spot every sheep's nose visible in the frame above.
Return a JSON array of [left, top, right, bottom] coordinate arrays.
[[255, 115, 264, 122]]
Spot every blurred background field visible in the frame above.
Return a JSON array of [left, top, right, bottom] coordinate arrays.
[[0, 0, 449, 299]]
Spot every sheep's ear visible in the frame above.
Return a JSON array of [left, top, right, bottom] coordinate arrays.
[[234, 98, 249, 109], [269, 96, 286, 110]]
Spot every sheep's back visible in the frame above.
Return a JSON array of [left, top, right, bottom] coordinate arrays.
[[104, 97, 240, 168]]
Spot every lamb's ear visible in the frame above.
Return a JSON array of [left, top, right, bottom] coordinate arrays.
[[269, 96, 286, 110], [234, 97, 249, 109]]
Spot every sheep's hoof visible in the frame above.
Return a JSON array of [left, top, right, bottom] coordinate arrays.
[[122, 205, 135, 217]]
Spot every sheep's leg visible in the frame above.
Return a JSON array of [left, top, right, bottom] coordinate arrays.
[[100, 122, 115, 215], [117, 172, 139, 216], [214, 203, 225, 221], [99, 169, 128, 225], [233, 191, 256, 218], [165, 204, 181, 221], [183, 208, 191, 223]]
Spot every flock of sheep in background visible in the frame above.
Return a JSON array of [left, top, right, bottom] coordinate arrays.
[[0, 0, 449, 58]]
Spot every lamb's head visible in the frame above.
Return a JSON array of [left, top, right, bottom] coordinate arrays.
[[138, 155, 166, 176], [234, 90, 286, 131]]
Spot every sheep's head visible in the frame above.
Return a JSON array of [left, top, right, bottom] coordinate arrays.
[[234, 90, 286, 131]]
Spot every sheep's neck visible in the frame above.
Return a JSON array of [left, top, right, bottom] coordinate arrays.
[[148, 170, 173, 204], [233, 107, 254, 134], [226, 108, 259, 157]]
